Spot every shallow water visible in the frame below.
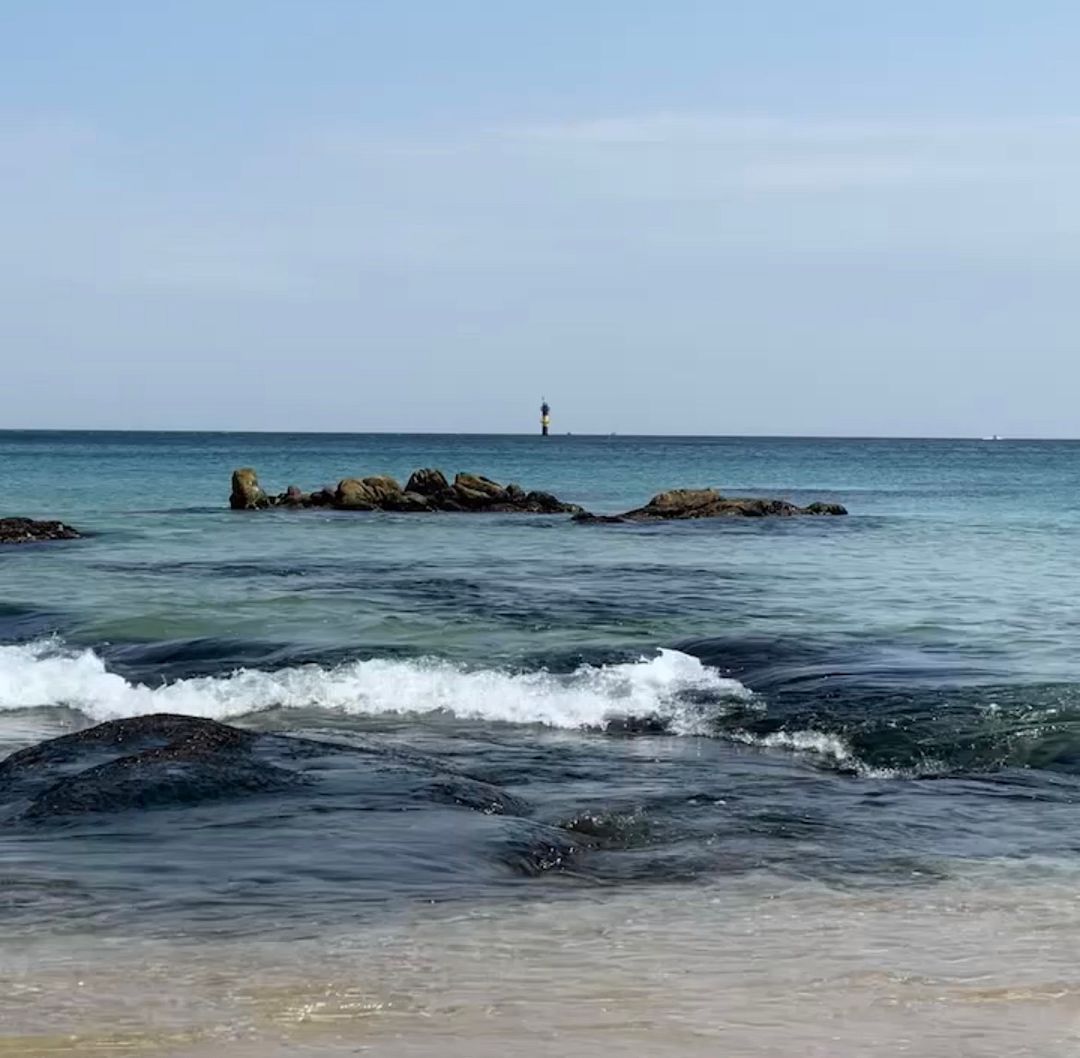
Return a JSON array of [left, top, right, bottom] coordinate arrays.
[[3, 431, 1080, 1054]]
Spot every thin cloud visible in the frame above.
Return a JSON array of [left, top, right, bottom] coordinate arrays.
[[501, 112, 1080, 193]]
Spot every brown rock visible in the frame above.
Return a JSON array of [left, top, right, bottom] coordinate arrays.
[[226, 467, 583, 516], [335, 478, 378, 510], [642, 488, 722, 514], [523, 490, 582, 514], [451, 484, 500, 509], [453, 473, 506, 499], [612, 489, 848, 521], [360, 476, 403, 504], [230, 468, 269, 510]]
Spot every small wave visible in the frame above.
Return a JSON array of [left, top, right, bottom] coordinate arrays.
[[0, 639, 750, 731], [724, 727, 947, 778], [736, 728, 856, 766]]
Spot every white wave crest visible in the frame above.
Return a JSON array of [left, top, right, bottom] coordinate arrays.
[[726, 728, 908, 778], [0, 640, 750, 730]]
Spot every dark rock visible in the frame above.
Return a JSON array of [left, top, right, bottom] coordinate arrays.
[[308, 487, 335, 507], [281, 485, 306, 507], [602, 714, 673, 735], [0, 714, 242, 783], [498, 822, 580, 876], [24, 735, 299, 819], [609, 488, 848, 521], [0, 518, 81, 545], [572, 512, 627, 524], [405, 468, 449, 496], [1, 714, 547, 824], [559, 809, 653, 849], [229, 468, 269, 510], [430, 488, 467, 512], [428, 776, 532, 816], [383, 490, 434, 512], [0, 715, 292, 818], [523, 490, 582, 514]]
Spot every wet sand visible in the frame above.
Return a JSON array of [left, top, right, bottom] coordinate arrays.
[[5, 869, 1079, 1058]]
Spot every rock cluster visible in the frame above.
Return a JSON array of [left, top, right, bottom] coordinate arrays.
[[229, 467, 583, 514], [574, 488, 847, 522], [230, 470, 846, 521], [0, 517, 81, 544]]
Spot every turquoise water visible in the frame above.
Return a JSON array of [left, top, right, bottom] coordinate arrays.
[[6, 431, 1080, 676]]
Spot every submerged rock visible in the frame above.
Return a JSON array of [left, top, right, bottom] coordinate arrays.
[[0, 714, 547, 825], [0, 518, 81, 544], [571, 512, 627, 525], [577, 488, 848, 522]]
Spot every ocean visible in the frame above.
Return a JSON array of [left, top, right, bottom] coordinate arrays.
[[3, 430, 1080, 1057]]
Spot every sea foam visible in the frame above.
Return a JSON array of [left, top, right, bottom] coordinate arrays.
[[0, 639, 750, 731]]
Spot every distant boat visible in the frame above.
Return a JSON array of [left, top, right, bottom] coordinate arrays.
[[981, 434, 1004, 441]]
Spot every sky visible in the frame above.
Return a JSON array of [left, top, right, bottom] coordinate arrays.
[[2, 0, 1079, 435]]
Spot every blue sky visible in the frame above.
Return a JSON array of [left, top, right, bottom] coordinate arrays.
[[3, 1, 1079, 434]]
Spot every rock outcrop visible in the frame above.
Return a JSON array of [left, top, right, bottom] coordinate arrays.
[[0, 713, 540, 825], [0, 715, 582, 881], [227, 469, 845, 521], [0, 518, 81, 544], [229, 467, 269, 510], [574, 488, 847, 522], [229, 467, 583, 515]]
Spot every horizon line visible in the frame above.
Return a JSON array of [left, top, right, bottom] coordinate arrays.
[[0, 428, 1070, 442]]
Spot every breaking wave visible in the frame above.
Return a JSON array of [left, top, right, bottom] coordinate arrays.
[[0, 639, 750, 731]]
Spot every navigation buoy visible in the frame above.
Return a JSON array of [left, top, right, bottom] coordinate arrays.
[[540, 398, 551, 437]]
